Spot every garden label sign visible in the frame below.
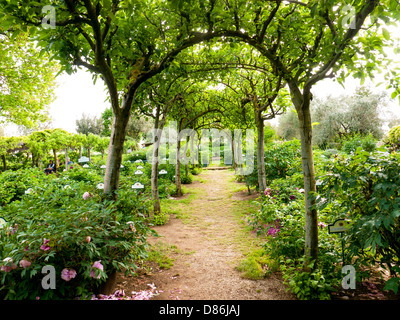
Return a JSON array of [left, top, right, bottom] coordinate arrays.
[[78, 156, 90, 163], [328, 219, 350, 265], [132, 182, 144, 189], [328, 219, 350, 234]]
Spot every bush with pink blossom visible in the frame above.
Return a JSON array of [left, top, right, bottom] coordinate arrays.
[[0, 178, 155, 300]]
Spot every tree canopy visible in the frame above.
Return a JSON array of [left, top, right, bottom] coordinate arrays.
[[2, 0, 399, 268], [0, 30, 58, 128]]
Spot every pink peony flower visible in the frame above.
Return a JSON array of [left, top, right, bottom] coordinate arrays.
[[318, 221, 327, 229], [40, 238, 51, 251], [1, 263, 17, 272], [19, 259, 31, 269], [90, 260, 104, 279], [82, 192, 92, 200], [61, 268, 77, 281]]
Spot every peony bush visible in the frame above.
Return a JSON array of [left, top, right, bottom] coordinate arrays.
[[0, 173, 155, 300]]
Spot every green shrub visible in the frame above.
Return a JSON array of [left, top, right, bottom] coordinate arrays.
[[64, 165, 102, 183], [151, 211, 170, 226], [0, 167, 45, 205], [181, 173, 193, 184], [264, 139, 302, 183], [341, 134, 377, 154], [190, 167, 202, 175], [281, 258, 340, 300], [248, 179, 342, 299], [0, 178, 155, 300], [237, 139, 302, 191], [317, 147, 400, 294], [125, 149, 149, 162], [387, 125, 400, 151]]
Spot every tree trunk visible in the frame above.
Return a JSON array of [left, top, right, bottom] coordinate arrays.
[[255, 110, 266, 193], [231, 131, 238, 172], [65, 148, 68, 171], [297, 99, 318, 266], [104, 112, 130, 198], [289, 84, 318, 266], [175, 138, 183, 197], [2, 154, 6, 171], [151, 108, 167, 214], [151, 144, 161, 213]]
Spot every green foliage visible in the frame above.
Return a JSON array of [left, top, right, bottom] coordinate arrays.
[[311, 89, 385, 149], [246, 171, 343, 299], [151, 211, 171, 226], [0, 168, 44, 205], [341, 134, 377, 154], [264, 139, 302, 183], [317, 147, 400, 294], [0, 170, 155, 300], [281, 258, 339, 300], [0, 31, 58, 128], [181, 173, 193, 185], [190, 167, 203, 175], [387, 125, 400, 151], [236, 248, 270, 280], [126, 149, 149, 163], [238, 139, 302, 191]]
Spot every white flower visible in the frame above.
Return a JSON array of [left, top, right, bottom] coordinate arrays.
[[96, 183, 104, 190]]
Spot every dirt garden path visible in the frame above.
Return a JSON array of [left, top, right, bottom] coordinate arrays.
[[113, 168, 295, 300]]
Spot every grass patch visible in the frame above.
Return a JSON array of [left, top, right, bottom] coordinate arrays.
[[146, 241, 179, 269], [151, 211, 170, 226], [236, 248, 277, 280], [160, 184, 207, 223]]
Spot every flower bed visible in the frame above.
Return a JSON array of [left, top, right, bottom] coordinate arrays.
[[0, 172, 155, 300]]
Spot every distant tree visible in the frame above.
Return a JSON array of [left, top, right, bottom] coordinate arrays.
[[312, 88, 386, 149], [94, 136, 110, 160], [126, 116, 153, 141], [276, 110, 300, 141], [277, 88, 387, 149], [101, 107, 153, 140], [75, 113, 103, 136]]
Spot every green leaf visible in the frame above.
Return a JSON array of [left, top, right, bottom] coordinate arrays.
[[382, 28, 390, 41], [383, 277, 400, 294], [310, 3, 318, 18]]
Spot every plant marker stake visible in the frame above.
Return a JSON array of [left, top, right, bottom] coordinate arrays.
[[328, 219, 350, 265]]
